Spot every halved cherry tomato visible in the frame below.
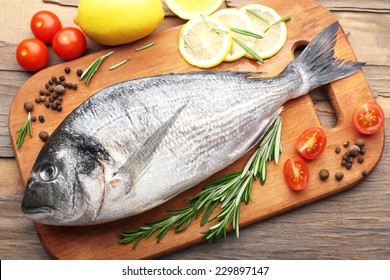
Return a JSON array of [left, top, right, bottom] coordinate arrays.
[[353, 102, 384, 135], [52, 27, 86, 60], [295, 127, 327, 160], [284, 156, 309, 191], [16, 38, 49, 72], [30, 10, 62, 44]]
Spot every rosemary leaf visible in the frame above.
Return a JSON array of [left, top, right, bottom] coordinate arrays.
[[264, 16, 291, 33], [80, 51, 114, 85], [231, 27, 263, 39], [16, 112, 32, 149], [136, 42, 155, 51], [209, 28, 229, 35], [200, 14, 210, 29], [181, 33, 195, 52], [109, 56, 130, 70], [233, 37, 264, 63], [246, 9, 269, 24]]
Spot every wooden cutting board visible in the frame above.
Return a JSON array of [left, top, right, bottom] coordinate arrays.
[[9, 0, 384, 259]]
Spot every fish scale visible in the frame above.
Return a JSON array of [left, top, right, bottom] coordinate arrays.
[[21, 22, 364, 225]]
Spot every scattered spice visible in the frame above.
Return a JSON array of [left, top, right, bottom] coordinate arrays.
[[39, 89, 45, 96], [362, 171, 368, 177], [349, 145, 361, 157], [55, 85, 66, 95], [23, 101, 34, 112], [64, 66, 71, 74], [39, 131, 49, 142], [76, 69, 83, 77], [358, 157, 364, 164], [360, 148, 366, 155], [355, 138, 365, 148], [319, 169, 329, 181], [31, 116, 37, 122], [343, 140, 350, 148], [335, 147, 341, 153], [59, 75, 65, 81], [38, 115, 45, 123], [335, 171, 344, 181], [35, 97, 41, 104]]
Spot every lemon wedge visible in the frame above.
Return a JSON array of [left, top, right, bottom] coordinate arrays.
[[179, 16, 232, 68], [239, 4, 288, 59], [165, 0, 224, 20], [212, 8, 254, 62]]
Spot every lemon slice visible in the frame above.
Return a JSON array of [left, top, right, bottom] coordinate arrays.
[[165, 0, 224, 20], [179, 16, 232, 68], [239, 4, 287, 59], [212, 8, 254, 62]]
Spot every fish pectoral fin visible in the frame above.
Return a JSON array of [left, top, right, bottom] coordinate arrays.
[[114, 104, 187, 187]]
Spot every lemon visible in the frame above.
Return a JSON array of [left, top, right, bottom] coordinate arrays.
[[74, 0, 164, 46], [179, 16, 232, 68], [212, 9, 254, 62], [165, 0, 224, 20], [239, 4, 287, 59]]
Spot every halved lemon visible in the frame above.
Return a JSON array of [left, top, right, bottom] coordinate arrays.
[[179, 16, 232, 68], [165, 0, 224, 20], [239, 4, 288, 59], [212, 8, 254, 62]]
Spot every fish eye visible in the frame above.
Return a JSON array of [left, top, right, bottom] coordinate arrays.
[[39, 164, 58, 182]]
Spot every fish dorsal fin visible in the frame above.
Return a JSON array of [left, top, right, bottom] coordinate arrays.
[[113, 104, 187, 189]]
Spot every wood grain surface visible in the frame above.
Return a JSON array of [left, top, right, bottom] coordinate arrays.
[[0, 0, 389, 260]]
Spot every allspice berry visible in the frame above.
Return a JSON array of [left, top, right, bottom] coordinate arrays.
[[55, 84, 66, 95], [319, 169, 329, 181], [39, 131, 49, 142], [335, 171, 344, 181], [23, 101, 34, 112]]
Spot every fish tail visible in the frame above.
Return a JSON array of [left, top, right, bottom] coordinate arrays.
[[290, 22, 365, 93]]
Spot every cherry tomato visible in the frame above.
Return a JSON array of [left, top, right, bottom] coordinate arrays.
[[30, 10, 62, 44], [284, 156, 309, 191], [52, 27, 87, 60], [353, 102, 384, 135], [16, 38, 49, 72], [295, 127, 327, 160]]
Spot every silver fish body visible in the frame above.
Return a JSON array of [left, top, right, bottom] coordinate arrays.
[[22, 22, 363, 225]]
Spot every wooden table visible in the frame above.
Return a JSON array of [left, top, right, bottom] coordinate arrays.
[[1, 0, 389, 260]]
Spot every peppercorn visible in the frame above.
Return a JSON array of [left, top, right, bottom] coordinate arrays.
[[56, 100, 62, 105], [35, 97, 41, 103], [349, 145, 361, 157], [66, 83, 73, 89], [52, 76, 57, 81], [45, 101, 50, 108], [31, 116, 37, 122], [343, 140, 350, 148], [23, 101, 34, 112], [45, 91, 51, 96], [356, 139, 365, 148], [335, 171, 344, 181], [39, 131, 49, 142], [358, 157, 364, 164], [72, 84, 78, 90], [76, 69, 83, 77], [341, 160, 347, 166], [65, 67, 71, 74], [362, 171, 368, 177], [38, 115, 45, 123], [335, 147, 341, 153], [53, 93, 58, 100], [55, 80, 60, 85], [39, 89, 45, 96], [57, 105, 62, 111], [59, 75, 65, 82], [49, 97, 54, 103], [48, 86, 54, 93], [347, 157, 353, 163], [346, 163, 352, 170], [55, 85, 66, 95], [343, 154, 349, 161], [45, 83, 50, 89], [360, 148, 366, 155], [319, 169, 329, 181], [39, 97, 46, 102], [58, 97, 63, 101], [48, 80, 53, 85], [51, 103, 58, 110]]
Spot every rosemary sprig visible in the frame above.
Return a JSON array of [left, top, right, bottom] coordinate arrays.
[[246, 9, 269, 24], [80, 51, 114, 85], [264, 16, 291, 33], [16, 112, 32, 149], [231, 27, 263, 39], [136, 42, 155, 51], [109, 56, 130, 70], [120, 116, 283, 247]]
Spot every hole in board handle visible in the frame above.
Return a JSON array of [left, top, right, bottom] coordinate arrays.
[[291, 41, 338, 128]]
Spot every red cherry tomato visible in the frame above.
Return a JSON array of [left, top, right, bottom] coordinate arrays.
[[353, 102, 384, 135], [284, 156, 309, 191], [295, 127, 327, 160], [30, 10, 62, 44], [16, 38, 49, 72], [52, 27, 87, 60]]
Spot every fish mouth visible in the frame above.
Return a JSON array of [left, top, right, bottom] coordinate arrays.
[[22, 206, 55, 220]]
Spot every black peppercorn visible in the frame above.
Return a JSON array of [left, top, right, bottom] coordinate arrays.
[[360, 148, 366, 155], [49, 97, 54, 103], [45, 91, 51, 96], [58, 97, 63, 101], [45, 101, 50, 108], [341, 160, 347, 166], [72, 84, 78, 90], [76, 69, 83, 77], [23, 101, 34, 112], [45, 83, 50, 89], [335, 171, 344, 181], [53, 93, 58, 100], [358, 157, 364, 164], [39, 97, 46, 102], [48, 86, 55, 92], [362, 171, 368, 177], [346, 163, 352, 170], [343, 140, 350, 148], [51, 76, 57, 81], [39, 89, 45, 96], [349, 145, 361, 157], [59, 75, 65, 81], [65, 67, 71, 74], [35, 97, 41, 103], [56, 100, 62, 105], [319, 169, 329, 181], [48, 80, 53, 85], [31, 116, 37, 122], [356, 138, 365, 148], [51, 103, 58, 110], [38, 115, 45, 123], [66, 83, 73, 89], [57, 105, 62, 111], [39, 131, 49, 142], [335, 147, 341, 153], [347, 157, 353, 163]]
